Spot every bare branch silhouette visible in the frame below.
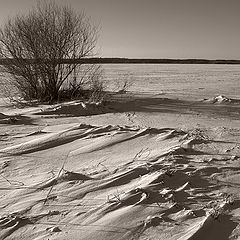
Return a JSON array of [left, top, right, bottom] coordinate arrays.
[[0, 1, 98, 102]]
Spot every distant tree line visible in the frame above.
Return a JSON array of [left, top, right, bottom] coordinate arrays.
[[1, 58, 240, 65]]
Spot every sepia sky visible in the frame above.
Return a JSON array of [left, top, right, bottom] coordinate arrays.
[[0, 0, 240, 59]]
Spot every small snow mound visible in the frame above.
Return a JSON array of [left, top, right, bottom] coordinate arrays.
[[214, 95, 231, 103], [203, 95, 232, 104]]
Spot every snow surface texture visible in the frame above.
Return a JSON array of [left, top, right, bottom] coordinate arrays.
[[0, 94, 240, 240]]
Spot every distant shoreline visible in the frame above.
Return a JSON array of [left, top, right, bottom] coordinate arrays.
[[81, 58, 240, 65], [1, 58, 240, 65]]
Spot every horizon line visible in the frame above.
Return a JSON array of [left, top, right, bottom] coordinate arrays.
[[1, 57, 240, 65]]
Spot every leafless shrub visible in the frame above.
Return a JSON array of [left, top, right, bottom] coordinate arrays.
[[0, 1, 98, 103], [88, 65, 106, 103], [115, 73, 133, 93], [1, 74, 37, 106], [56, 64, 105, 102], [107, 189, 123, 203]]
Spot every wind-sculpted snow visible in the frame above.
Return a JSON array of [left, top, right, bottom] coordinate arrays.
[[0, 124, 240, 240]]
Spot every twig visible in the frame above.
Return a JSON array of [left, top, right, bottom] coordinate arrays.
[[0, 173, 24, 186], [43, 152, 70, 205]]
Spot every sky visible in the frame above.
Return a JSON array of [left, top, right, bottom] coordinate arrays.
[[0, 0, 240, 59]]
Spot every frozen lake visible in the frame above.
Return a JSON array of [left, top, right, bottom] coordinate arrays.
[[1, 64, 239, 101], [103, 64, 240, 100]]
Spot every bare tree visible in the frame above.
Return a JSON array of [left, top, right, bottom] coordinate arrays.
[[0, 1, 98, 102]]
